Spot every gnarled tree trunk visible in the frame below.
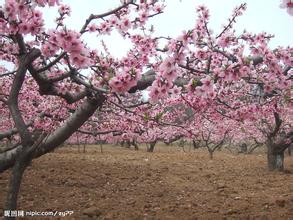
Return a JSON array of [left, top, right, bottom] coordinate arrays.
[[265, 112, 293, 171]]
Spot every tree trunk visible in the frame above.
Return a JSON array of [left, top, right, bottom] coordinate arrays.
[[208, 150, 213, 159], [126, 141, 131, 148], [133, 141, 139, 151], [147, 141, 156, 152], [4, 158, 28, 220], [192, 140, 199, 149], [267, 142, 284, 171], [239, 143, 247, 153], [267, 151, 284, 171]]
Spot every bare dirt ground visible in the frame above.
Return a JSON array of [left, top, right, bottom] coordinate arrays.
[[1, 145, 293, 220]]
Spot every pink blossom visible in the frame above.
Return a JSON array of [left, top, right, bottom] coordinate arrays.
[[88, 24, 97, 32], [171, 86, 182, 97], [154, 5, 164, 14], [109, 68, 141, 93], [33, 0, 59, 7], [280, 0, 293, 15], [99, 22, 111, 34], [48, 0, 59, 6], [58, 4, 71, 15], [34, 0, 47, 7], [139, 11, 149, 24], [19, 23, 31, 35], [4, 0, 17, 20], [108, 16, 119, 28], [148, 86, 160, 102], [159, 57, 177, 81], [119, 18, 131, 32], [41, 44, 57, 57], [202, 76, 214, 88], [218, 33, 234, 48]]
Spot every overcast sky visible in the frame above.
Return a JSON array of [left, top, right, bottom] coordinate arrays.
[[56, 0, 293, 58]]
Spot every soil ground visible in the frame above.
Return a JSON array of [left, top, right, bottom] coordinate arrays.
[[1, 144, 293, 220]]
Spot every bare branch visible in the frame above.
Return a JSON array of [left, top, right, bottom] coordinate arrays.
[[0, 142, 21, 154], [0, 70, 16, 78], [8, 47, 41, 147], [36, 52, 66, 74], [77, 129, 119, 136]]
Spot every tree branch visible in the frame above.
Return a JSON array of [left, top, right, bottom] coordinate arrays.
[[8, 48, 41, 147], [270, 112, 282, 138], [80, 1, 134, 34], [0, 95, 106, 173]]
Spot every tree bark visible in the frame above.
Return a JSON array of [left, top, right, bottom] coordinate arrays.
[[239, 143, 248, 153], [4, 156, 30, 220], [147, 140, 157, 152], [267, 141, 284, 171], [267, 151, 284, 171], [264, 112, 293, 171], [192, 140, 199, 149], [132, 141, 139, 151]]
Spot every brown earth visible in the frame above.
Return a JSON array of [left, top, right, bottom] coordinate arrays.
[[1, 145, 293, 220]]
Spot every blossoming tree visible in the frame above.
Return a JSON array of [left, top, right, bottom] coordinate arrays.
[[0, 0, 292, 218]]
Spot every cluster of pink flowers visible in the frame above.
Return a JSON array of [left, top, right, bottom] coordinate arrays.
[[148, 56, 181, 102], [41, 29, 90, 68], [149, 77, 173, 102], [33, 0, 59, 7], [58, 4, 70, 15], [215, 63, 249, 82], [217, 32, 237, 48], [2, 0, 45, 35], [187, 76, 216, 100], [84, 1, 164, 35], [109, 68, 141, 93], [158, 57, 177, 81], [170, 86, 182, 97], [130, 34, 157, 58], [87, 15, 133, 35], [193, 5, 210, 40]]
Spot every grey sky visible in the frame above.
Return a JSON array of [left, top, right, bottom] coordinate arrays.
[[57, 0, 292, 58]]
